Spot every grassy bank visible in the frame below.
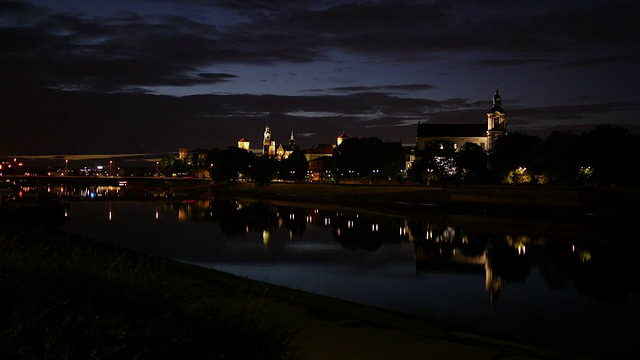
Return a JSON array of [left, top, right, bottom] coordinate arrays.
[[0, 211, 303, 359]]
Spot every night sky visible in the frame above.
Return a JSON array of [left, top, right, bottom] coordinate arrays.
[[2, 0, 638, 162]]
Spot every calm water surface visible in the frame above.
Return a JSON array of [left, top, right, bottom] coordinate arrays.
[[61, 198, 640, 358]]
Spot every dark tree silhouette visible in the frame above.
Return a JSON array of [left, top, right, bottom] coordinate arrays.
[[488, 132, 542, 183], [335, 137, 404, 180], [208, 147, 254, 182], [409, 140, 456, 184], [455, 142, 489, 184], [540, 131, 582, 185], [279, 149, 308, 181], [579, 125, 638, 185], [251, 155, 277, 186]]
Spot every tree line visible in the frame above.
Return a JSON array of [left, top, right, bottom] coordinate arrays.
[[160, 124, 638, 187], [410, 124, 639, 186]]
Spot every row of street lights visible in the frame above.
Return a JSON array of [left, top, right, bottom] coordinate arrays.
[[63, 159, 117, 176]]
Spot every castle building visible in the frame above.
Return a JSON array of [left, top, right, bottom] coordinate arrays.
[[237, 137, 250, 151], [246, 125, 299, 159], [305, 144, 335, 161], [240, 124, 346, 163], [416, 86, 507, 151]]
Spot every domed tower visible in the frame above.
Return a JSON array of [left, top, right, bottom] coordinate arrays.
[[336, 131, 349, 146], [487, 85, 507, 149]]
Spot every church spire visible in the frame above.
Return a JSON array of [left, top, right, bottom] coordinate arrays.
[[491, 85, 503, 113]]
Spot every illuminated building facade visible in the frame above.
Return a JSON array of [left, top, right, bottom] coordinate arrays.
[[336, 132, 349, 146], [178, 147, 189, 161], [237, 137, 250, 151], [416, 86, 507, 151]]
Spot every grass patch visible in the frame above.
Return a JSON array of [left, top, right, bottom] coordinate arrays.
[[1, 213, 304, 360]]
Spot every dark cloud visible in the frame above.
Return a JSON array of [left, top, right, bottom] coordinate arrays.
[[474, 58, 555, 67], [510, 103, 636, 123], [1, 0, 637, 157], [197, 73, 237, 80], [557, 53, 640, 68], [3, 0, 636, 93], [319, 84, 436, 93]]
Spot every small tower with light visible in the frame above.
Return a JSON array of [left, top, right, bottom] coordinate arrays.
[[337, 131, 349, 146]]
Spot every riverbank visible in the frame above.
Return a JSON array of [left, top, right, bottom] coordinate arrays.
[[0, 209, 301, 359], [1, 209, 588, 360], [208, 182, 640, 218]]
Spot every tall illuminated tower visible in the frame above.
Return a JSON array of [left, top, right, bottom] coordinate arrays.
[[263, 124, 275, 156], [487, 85, 507, 150]]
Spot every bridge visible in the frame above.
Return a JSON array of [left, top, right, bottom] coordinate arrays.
[[2, 175, 215, 195]]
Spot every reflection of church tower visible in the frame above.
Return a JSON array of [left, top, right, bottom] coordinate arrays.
[[262, 230, 270, 246], [487, 85, 507, 150], [263, 124, 276, 156], [484, 252, 503, 312]]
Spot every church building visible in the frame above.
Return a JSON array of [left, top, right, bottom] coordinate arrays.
[[416, 86, 507, 152]]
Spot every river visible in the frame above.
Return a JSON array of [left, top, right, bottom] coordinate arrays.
[[59, 195, 639, 358]]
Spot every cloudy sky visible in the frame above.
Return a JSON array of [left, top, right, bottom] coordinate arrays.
[[1, 0, 638, 160]]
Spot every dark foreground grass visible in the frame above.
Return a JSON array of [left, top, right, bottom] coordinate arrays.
[[0, 213, 304, 360]]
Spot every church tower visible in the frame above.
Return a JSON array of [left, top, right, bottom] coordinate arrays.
[[336, 131, 349, 147], [289, 130, 296, 148], [263, 124, 275, 156], [487, 85, 507, 150]]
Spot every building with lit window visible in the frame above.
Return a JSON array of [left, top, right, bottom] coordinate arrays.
[[416, 86, 507, 152], [178, 147, 189, 162], [237, 137, 250, 151]]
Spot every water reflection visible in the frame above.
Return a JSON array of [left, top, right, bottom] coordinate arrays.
[[65, 198, 640, 306], [61, 197, 640, 357]]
